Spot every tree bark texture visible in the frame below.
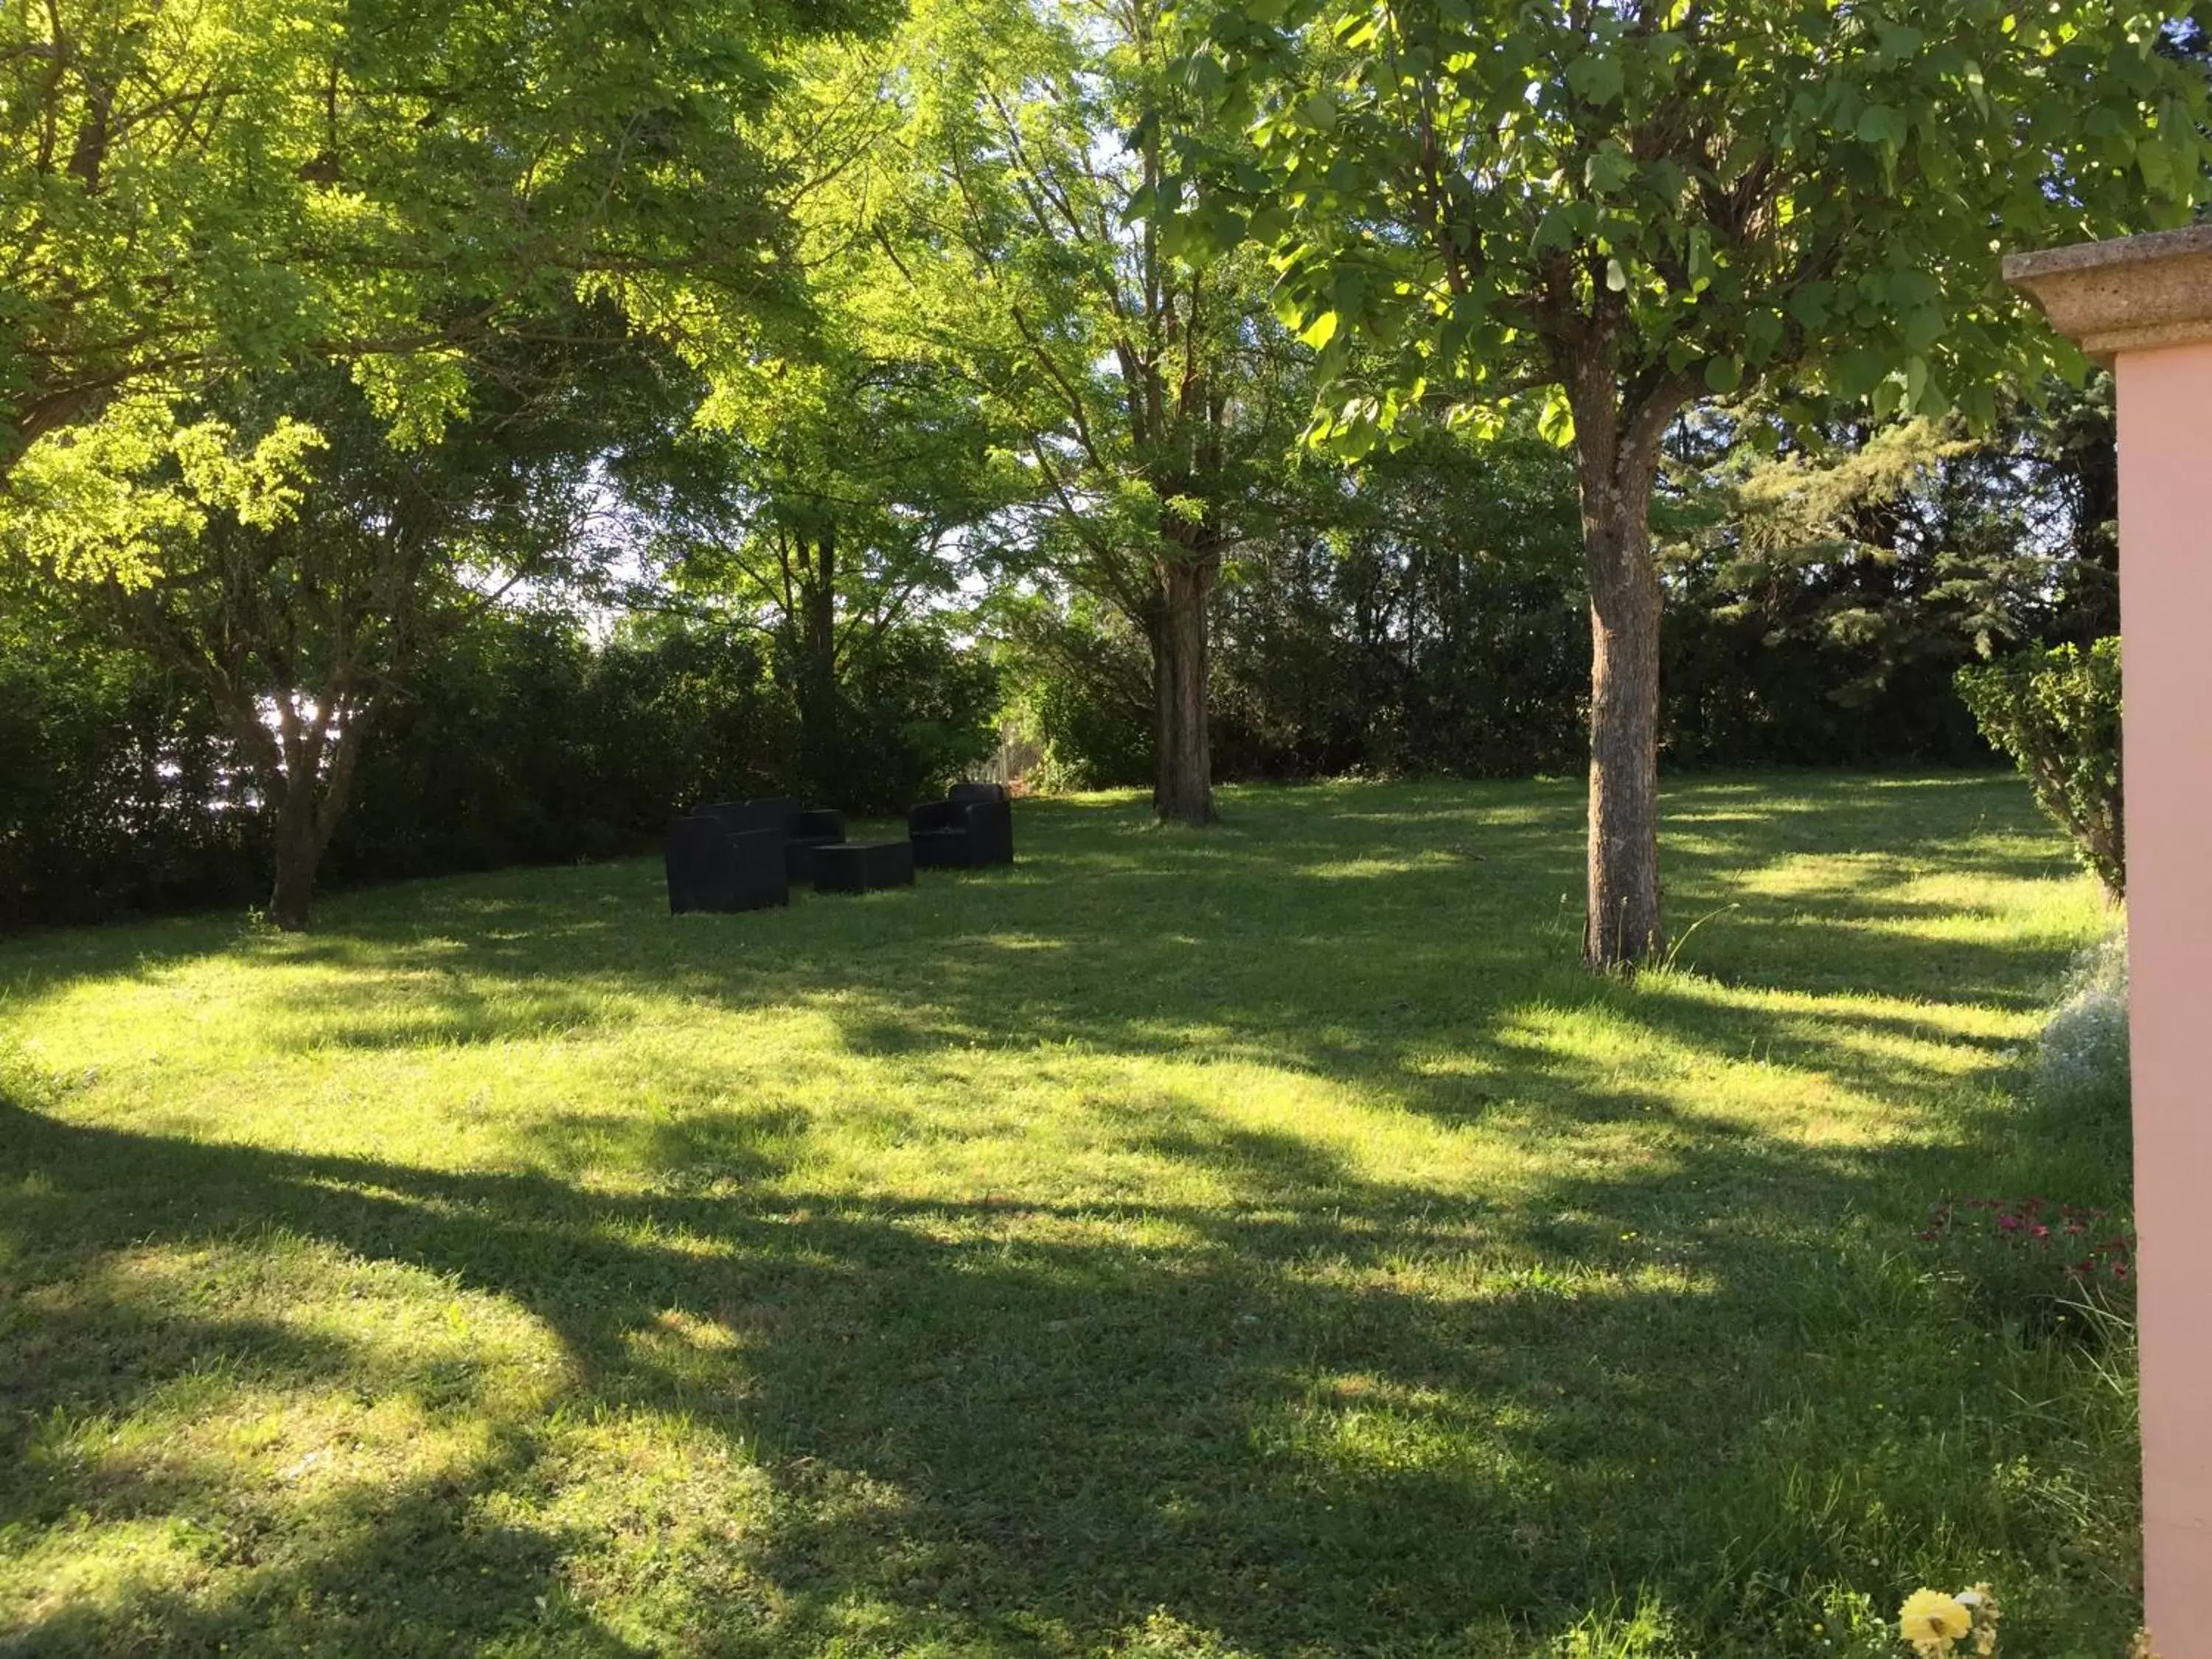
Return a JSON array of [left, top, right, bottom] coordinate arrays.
[[1565, 355, 1683, 968], [1582, 493, 1664, 967], [266, 790, 324, 933], [793, 528, 843, 796], [1152, 552, 1217, 827]]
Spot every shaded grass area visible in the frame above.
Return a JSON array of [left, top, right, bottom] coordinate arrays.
[[0, 774, 2133, 1657]]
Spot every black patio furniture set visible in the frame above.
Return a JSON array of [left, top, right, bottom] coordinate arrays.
[[664, 785, 1015, 914]]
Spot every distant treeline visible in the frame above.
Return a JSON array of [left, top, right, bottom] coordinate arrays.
[[1001, 401, 2112, 792]]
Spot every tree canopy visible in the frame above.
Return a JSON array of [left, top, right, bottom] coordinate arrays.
[[1, 0, 889, 495], [1187, 2, 2208, 442]]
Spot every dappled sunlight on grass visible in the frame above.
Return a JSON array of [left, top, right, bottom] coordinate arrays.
[[0, 774, 2137, 1656]]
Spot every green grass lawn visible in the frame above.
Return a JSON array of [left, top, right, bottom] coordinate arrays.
[[0, 774, 2135, 1658]]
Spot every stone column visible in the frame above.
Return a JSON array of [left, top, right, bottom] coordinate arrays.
[[2007, 223, 2212, 1653]]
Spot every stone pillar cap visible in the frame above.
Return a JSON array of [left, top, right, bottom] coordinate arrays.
[[2005, 223, 2212, 365]]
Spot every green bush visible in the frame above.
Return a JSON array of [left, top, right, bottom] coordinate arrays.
[[1955, 637, 2123, 898], [0, 589, 261, 926], [327, 610, 801, 882], [1, 599, 999, 925], [805, 624, 1001, 813], [995, 595, 1155, 792]]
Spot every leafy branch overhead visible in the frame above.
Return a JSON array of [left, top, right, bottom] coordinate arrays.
[[1171, 1, 2211, 454], [0, 0, 892, 481]]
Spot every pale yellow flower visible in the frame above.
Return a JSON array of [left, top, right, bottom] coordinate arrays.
[[1899, 1590, 1974, 1652], [1958, 1585, 2000, 1658]]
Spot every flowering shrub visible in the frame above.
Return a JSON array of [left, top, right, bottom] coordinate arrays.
[[1917, 1196, 2135, 1342], [2036, 932, 2129, 1117], [1893, 1587, 2152, 1659]]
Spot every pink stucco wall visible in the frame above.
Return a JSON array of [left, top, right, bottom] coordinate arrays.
[[2119, 338, 2212, 1646]]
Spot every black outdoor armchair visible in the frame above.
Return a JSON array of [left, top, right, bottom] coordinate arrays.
[[664, 815, 789, 913], [698, 797, 849, 882], [908, 782, 1015, 869]]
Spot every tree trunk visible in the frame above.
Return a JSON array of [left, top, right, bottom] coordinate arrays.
[[795, 530, 843, 798], [257, 695, 373, 933], [1152, 553, 1217, 826], [1582, 496, 1664, 967], [267, 785, 322, 933], [1567, 361, 1678, 970]]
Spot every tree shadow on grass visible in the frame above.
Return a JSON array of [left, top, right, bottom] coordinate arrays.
[[0, 1064, 2086, 1658], [0, 773, 2115, 1655]]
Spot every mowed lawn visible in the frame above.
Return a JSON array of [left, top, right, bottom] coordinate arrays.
[[0, 776, 2133, 1658]]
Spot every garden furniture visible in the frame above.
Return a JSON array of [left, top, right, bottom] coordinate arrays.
[[664, 815, 790, 913], [699, 796, 849, 880], [812, 838, 916, 894], [908, 782, 1015, 869]]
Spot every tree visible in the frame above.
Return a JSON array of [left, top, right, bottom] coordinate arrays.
[[0, 0, 886, 482], [1212, 418, 1588, 779], [1187, 1, 2210, 961], [621, 351, 1011, 802], [1666, 383, 2126, 731], [6, 0, 905, 927], [812, 0, 1302, 824], [23, 333, 647, 931]]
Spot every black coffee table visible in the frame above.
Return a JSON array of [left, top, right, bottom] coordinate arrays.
[[813, 839, 916, 894]]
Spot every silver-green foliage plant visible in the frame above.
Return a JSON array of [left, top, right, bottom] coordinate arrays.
[[2037, 931, 2130, 1116]]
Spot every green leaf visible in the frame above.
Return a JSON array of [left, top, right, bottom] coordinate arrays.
[[1890, 270, 1940, 310], [1293, 89, 1338, 133], [1584, 145, 1636, 196], [1834, 347, 1888, 401], [1904, 355, 1929, 410], [1704, 356, 1743, 394], [1565, 53, 1624, 108], [1872, 21, 1925, 59], [1856, 105, 1908, 151], [1787, 284, 1833, 330], [1902, 305, 1945, 354], [1687, 227, 1716, 291], [1246, 203, 1292, 245], [1536, 392, 1576, 448], [1299, 310, 1340, 349], [1531, 205, 1581, 256]]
